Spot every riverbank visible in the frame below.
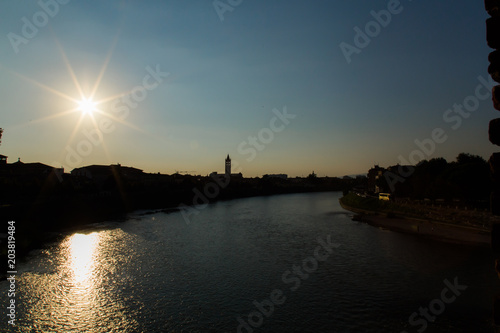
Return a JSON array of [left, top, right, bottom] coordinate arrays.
[[0, 185, 350, 278], [339, 194, 493, 247]]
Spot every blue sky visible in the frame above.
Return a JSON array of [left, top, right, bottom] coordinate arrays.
[[0, 0, 496, 177]]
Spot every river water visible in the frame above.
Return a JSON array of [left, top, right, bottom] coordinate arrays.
[[1, 191, 499, 332]]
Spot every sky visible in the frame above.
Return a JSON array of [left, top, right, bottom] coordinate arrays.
[[0, 0, 496, 177]]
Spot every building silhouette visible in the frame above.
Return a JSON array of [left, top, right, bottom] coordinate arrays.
[[225, 154, 231, 179], [0, 157, 64, 183], [264, 174, 288, 179], [367, 165, 385, 193], [210, 154, 242, 180]]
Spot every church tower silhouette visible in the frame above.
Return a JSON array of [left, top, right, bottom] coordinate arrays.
[[225, 154, 231, 179]]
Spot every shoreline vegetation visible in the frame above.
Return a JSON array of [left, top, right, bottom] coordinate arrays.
[[339, 193, 495, 247]]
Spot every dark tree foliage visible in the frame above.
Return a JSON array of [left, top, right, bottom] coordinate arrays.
[[391, 153, 490, 202], [307, 171, 317, 179]]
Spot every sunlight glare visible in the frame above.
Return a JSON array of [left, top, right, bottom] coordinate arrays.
[[70, 233, 99, 283], [77, 98, 96, 115]]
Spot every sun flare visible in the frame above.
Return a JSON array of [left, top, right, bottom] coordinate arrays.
[[77, 98, 96, 115], [10, 40, 148, 163]]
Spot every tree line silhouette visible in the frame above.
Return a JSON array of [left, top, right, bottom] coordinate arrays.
[[377, 153, 490, 204]]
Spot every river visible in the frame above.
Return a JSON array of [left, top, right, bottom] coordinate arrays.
[[1, 192, 499, 332]]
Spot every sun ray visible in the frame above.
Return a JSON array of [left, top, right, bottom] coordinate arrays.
[[99, 137, 113, 165], [63, 113, 86, 150], [54, 38, 85, 100], [8, 69, 79, 104], [88, 111, 100, 132], [54, 112, 89, 165], [90, 92, 132, 105], [89, 25, 123, 101], [9, 109, 80, 130], [92, 108, 145, 132]]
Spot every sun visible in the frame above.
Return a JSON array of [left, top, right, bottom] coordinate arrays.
[[77, 98, 96, 115]]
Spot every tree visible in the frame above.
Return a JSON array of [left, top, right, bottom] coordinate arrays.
[[448, 153, 489, 200], [389, 153, 489, 201], [456, 153, 485, 165]]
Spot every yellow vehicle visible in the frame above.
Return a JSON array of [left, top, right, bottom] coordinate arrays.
[[378, 193, 391, 201]]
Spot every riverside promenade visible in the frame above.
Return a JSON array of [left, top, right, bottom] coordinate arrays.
[[339, 196, 492, 247]]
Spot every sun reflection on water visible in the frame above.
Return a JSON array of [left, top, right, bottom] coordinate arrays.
[[70, 233, 99, 284], [8, 229, 143, 332]]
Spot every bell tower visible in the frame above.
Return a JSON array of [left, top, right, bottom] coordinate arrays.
[[225, 154, 231, 178]]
